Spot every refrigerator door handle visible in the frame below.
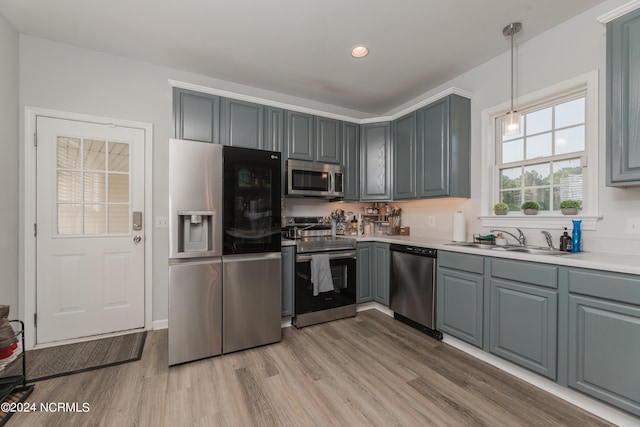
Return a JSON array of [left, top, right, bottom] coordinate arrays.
[[223, 252, 282, 263]]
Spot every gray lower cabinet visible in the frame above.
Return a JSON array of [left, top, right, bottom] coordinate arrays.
[[416, 94, 470, 198], [281, 246, 295, 317], [221, 98, 264, 149], [315, 116, 342, 164], [437, 251, 484, 348], [173, 88, 220, 144], [393, 112, 417, 199], [607, 7, 640, 186], [285, 111, 314, 161], [342, 123, 360, 201], [567, 268, 640, 416], [356, 243, 373, 303], [489, 259, 558, 380], [360, 122, 392, 201], [356, 242, 389, 305]]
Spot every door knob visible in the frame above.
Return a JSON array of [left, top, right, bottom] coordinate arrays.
[[133, 235, 142, 244]]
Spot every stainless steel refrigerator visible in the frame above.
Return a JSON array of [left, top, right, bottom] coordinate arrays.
[[168, 139, 282, 366]]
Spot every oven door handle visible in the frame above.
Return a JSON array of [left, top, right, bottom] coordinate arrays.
[[296, 250, 357, 262]]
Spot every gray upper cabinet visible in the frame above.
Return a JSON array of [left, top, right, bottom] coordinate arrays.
[[285, 111, 314, 161], [173, 88, 220, 144], [221, 98, 264, 149], [265, 107, 284, 153], [416, 95, 470, 198], [342, 122, 360, 201], [437, 251, 484, 348], [607, 8, 640, 186], [315, 117, 342, 164], [361, 122, 392, 201], [393, 112, 417, 199]]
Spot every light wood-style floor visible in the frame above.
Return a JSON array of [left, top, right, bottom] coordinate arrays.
[[11, 309, 613, 426]]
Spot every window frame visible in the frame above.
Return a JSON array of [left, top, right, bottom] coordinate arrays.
[[479, 70, 601, 230]]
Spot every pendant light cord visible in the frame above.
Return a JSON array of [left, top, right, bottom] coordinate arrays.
[[510, 24, 515, 112]]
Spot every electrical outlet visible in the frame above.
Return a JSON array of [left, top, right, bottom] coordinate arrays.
[[627, 218, 640, 234], [428, 216, 436, 227], [155, 217, 168, 228]]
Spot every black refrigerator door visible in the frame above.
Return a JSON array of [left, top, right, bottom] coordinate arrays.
[[223, 146, 281, 254]]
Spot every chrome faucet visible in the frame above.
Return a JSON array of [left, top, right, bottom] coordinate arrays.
[[490, 228, 526, 246], [541, 230, 555, 250]]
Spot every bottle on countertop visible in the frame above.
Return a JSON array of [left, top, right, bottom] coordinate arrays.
[[559, 227, 572, 252], [571, 220, 582, 253]]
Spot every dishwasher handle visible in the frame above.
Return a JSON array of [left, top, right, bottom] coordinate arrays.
[[390, 244, 437, 257]]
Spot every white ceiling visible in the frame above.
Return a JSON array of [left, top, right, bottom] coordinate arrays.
[[0, 0, 605, 117]]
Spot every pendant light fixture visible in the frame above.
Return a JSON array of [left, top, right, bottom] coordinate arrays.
[[503, 22, 522, 135]]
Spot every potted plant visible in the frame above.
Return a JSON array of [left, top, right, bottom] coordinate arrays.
[[493, 203, 509, 215], [521, 201, 540, 215], [559, 199, 580, 215]]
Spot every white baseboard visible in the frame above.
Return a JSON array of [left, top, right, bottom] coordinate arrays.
[[152, 319, 168, 330]]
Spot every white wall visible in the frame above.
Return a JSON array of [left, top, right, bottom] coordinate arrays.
[[0, 14, 19, 316], [13, 0, 640, 323]]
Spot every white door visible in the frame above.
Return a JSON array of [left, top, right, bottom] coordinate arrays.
[[36, 116, 145, 344]]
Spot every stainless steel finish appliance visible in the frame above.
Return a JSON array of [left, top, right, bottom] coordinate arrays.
[[286, 159, 344, 199], [389, 244, 442, 340], [169, 139, 282, 366], [283, 216, 357, 328]]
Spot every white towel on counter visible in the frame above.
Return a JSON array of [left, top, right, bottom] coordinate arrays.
[[311, 253, 333, 296]]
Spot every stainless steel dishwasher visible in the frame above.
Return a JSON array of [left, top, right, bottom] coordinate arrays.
[[389, 244, 442, 340]]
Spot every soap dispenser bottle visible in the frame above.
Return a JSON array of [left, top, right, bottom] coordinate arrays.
[[559, 227, 571, 252]]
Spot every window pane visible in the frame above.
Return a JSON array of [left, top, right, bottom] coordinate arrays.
[[502, 138, 524, 163], [554, 158, 582, 202], [84, 172, 106, 203], [57, 171, 82, 202], [57, 137, 81, 169], [500, 167, 521, 189], [525, 133, 552, 160], [84, 204, 106, 234], [524, 188, 550, 211], [499, 190, 521, 211], [555, 98, 585, 128], [58, 204, 82, 235], [109, 142, 129, 172], [555, 125, 585, 155], [109, 204, 129, 234], [109, 174, 129, 203], [526, 107, 552, 135], [524, 163, 550, 186], [84, 139, 106, 171]]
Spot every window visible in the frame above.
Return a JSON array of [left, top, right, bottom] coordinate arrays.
[[496, 95, 585, 212], [480, 71, 600, 230]]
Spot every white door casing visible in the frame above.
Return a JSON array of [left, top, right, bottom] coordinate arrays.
[[24, 110, 152, 347]]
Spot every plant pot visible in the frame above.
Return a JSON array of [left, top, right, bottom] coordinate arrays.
[[523, 209, 538, 215], [561, 208, 578, 215], [494, 210, 508, 215]]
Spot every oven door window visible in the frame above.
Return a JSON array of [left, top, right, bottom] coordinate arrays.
[[291, 169, 329, 192], [295, 256, 356, 314]]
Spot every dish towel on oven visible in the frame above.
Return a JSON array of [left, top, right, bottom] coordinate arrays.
[[311, 253, 333, 296]]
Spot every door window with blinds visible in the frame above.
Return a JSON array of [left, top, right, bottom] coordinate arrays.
[[496, 94, 585, 212], [56, 137, 130, 235]]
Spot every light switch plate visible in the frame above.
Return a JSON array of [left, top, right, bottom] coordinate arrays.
[[155, 217, 168, 228], [627, 218, 640, 234]]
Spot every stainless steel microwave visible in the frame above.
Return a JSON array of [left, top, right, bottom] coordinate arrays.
[[286, 159, 344, 198]]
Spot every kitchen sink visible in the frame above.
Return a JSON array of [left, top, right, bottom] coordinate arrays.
[[447, 242, 572, 256]]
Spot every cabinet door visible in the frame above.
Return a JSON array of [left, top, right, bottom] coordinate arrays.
[[373, 243, 390, 306], [437, 267, 483, 348], [607, 8, 640, 186], [357, 243, 373, 303], [221, 98, 264, 149], [342, 123, 360, 201], [265, 107, 284, 153], [393, 112, 417, 199], [281, 246, 295, 317], [315, 117, 342, 163], [416, 97, 448, 197], [173, 88, 220, 144], [568, 295, 640, 416], [360, 122, 392, 201], [490, 279, 558, 380], [285, 111, 314, 161]]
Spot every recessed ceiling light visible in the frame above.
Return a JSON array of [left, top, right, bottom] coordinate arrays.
[[350, 45, 369, 58]]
